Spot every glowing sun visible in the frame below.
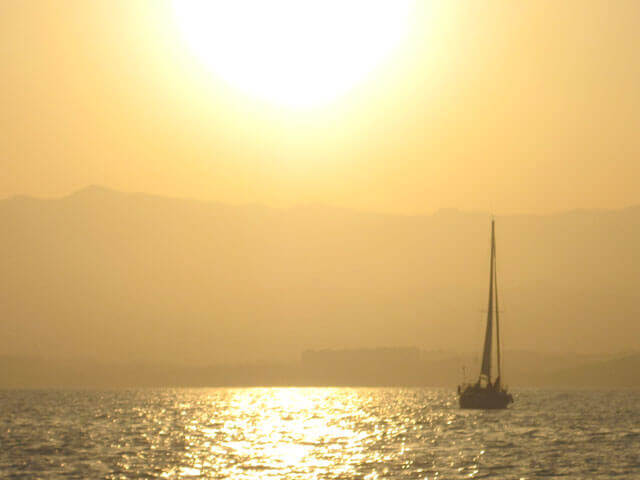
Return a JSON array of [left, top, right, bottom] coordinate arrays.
[[172, 1, 413, 108]]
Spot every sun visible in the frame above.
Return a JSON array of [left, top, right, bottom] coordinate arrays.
[[172, 0, 414, 108]]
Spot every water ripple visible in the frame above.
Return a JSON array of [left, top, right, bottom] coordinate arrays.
[[0, 388, 639, 479]]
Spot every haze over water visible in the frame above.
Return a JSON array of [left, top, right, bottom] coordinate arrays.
[[2, 387, 638, 479]]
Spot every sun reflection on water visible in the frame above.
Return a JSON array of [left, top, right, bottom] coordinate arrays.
[[151, 387, 460, 479], [208, 388, 370, 478]]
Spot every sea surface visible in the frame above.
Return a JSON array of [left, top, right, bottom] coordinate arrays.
[[1, 387, 639, 479]]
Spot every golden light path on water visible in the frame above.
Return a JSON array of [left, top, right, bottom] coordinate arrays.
[[156, 388, 472, 479]]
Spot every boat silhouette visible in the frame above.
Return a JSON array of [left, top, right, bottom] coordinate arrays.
[[458, 219, 514, 409]]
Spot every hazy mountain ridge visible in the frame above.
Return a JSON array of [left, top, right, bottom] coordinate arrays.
[[2, 187, 640, 373]]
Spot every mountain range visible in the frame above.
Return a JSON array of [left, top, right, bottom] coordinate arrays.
[[1, 186, 639, 380]]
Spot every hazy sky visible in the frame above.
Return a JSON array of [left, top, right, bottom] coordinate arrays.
[[2, 0, 640, 214]]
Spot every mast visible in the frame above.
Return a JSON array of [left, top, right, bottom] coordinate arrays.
[[494, 221, 502, 384], [479, 219, 495, 382]]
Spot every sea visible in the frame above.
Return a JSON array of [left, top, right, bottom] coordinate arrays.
[[1, 388, 638, 479]]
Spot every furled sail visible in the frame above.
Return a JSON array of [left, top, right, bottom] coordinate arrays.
[[479, 220, 495, 381]]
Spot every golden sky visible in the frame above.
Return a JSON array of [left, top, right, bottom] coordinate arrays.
[[2, 0, 640, 214]]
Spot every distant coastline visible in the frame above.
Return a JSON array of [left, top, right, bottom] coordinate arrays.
[[2, 348, 639, 389]]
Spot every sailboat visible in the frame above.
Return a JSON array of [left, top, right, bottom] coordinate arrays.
[[458, 219, 514, 409]]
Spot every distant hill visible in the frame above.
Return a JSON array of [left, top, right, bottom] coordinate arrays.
[[1, 187, 640, 372], [537, 353, 640, 388]]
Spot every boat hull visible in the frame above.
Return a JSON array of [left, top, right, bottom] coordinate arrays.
[[458, 388, 513, 410]]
